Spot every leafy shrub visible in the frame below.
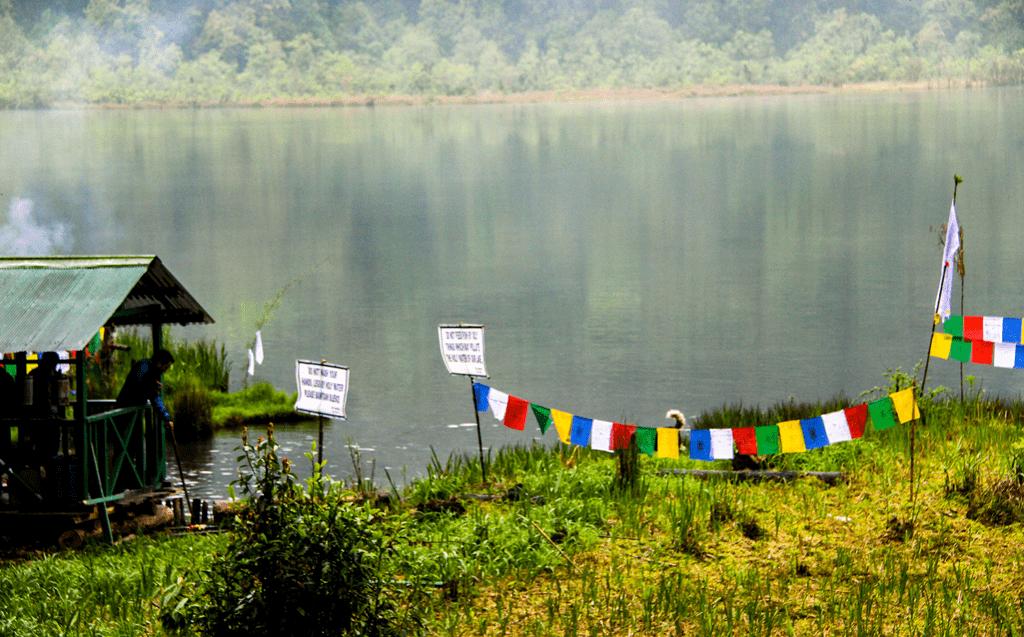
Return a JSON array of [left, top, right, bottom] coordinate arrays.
[[169, 425, 423, 636]]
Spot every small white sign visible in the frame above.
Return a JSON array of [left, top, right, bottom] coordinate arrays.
[[438, 324, 488, 377], [294, 360, 349, 420]]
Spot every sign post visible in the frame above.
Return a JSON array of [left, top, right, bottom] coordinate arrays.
[[438, 324, 489, 483], [294, 359, 350, 478]]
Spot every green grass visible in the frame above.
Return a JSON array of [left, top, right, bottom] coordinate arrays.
[[5, 384, 1024, 636], [0, 534, 225, 636], [210, 381, 301, 427]]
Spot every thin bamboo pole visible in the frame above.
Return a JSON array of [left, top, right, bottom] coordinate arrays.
[[469, 377, 487, 484], [914, 175, 962, 507]]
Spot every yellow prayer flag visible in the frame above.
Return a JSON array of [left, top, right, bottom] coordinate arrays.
[[656, 428, 679, 459], [778, 420, 806, 453], [551, 409, 573, 444], [890, 388, 921, 424], [930, 332, 953, 359]]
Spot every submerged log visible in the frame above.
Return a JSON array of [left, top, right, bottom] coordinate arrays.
[[657, 469, 846, 485]]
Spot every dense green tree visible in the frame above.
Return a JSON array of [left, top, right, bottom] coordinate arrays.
[[3, 0, 1024, 107]]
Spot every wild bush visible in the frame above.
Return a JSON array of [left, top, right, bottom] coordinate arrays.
[[168, 425, 424, 636]]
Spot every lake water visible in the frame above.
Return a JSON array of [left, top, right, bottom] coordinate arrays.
[[3, 88, 1024, 498]]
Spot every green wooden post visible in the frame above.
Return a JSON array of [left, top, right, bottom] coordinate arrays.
[[75, 349, 88, 498]]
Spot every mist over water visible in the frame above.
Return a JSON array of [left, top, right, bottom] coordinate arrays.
[[0, 198, 70, 256], [2, 89, 1024, 497]]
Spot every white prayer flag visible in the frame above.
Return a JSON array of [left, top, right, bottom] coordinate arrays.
[[57, 350, 70, 374], [821, 410, 852, 444], [247, 349, 255, 376], [255, 330, 264, 365], [935, 199, 960, 321], [590, 420, 614, 453], [994, 342, 1016, 369], [983, 316, 1003, 343], [488, 389, 508, 421], [709, 429, 735, 460]]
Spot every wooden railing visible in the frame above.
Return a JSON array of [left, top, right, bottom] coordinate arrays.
[[82, 404, 166, 503], [0, 401, 166, 509]]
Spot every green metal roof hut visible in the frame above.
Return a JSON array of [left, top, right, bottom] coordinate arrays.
[[0, 256, 213, 541]]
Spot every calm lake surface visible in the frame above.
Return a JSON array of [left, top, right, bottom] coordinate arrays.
[[3, 88, 1024, 497]]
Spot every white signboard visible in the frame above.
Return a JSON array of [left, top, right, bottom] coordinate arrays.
[[294, 360, 349, 419], [438, 324, 488, 377]]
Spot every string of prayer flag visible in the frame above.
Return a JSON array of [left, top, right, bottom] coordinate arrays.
[[941, 315, 1024, 345], [470, 382, 919, 462], [930, 332, 1024, 369]]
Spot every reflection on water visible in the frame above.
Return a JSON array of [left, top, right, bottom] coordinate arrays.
[[4, 89, 1024, 497], [171, 421, 434, 500]]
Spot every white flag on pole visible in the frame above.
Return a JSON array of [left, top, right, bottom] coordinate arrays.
[[935, 199, 960, 321], [247, 348, 255, 376], [255, 330, 265, 365]]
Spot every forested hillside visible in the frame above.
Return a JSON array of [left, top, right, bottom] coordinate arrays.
[[2, 0, 1024, 106]]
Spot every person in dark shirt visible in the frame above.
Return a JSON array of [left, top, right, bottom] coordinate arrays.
[[116, 349, 175, 429]]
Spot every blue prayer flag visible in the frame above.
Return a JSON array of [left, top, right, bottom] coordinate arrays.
[[570, 416, 593, 447], [1015, 345, 1024, 369], [689, 429, 713, 461], [801, 417, 828, 449], [1004, 318, 1023, 344], [473, 383, 490, 412]]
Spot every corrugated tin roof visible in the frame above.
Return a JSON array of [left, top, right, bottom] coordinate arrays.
[[0, 256, 213, 353]]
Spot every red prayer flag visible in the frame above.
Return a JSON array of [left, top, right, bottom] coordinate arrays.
[[732, 427, 758, 455], [611, 422, 636, 450], [963, 315, 984, 341], [844, 404, 868, 439], [503, 396, 529, 430], [971, 339, 994, 365]]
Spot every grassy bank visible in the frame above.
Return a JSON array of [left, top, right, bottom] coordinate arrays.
[[54, 79, 988, 110], [3, 381, 1024, 635]]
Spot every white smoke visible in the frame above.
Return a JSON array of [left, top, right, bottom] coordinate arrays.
[[0, 198, 71, 256]]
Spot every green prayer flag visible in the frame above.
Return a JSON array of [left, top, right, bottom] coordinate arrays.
[[531, 404, 553, 434], [88, 331, 102, 354], [635, 427, 657, 456], [868, 397, 898, 431], [754, 425, 780, 455], [949, 337, 972, 363], [943, 315, 963, 338]]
